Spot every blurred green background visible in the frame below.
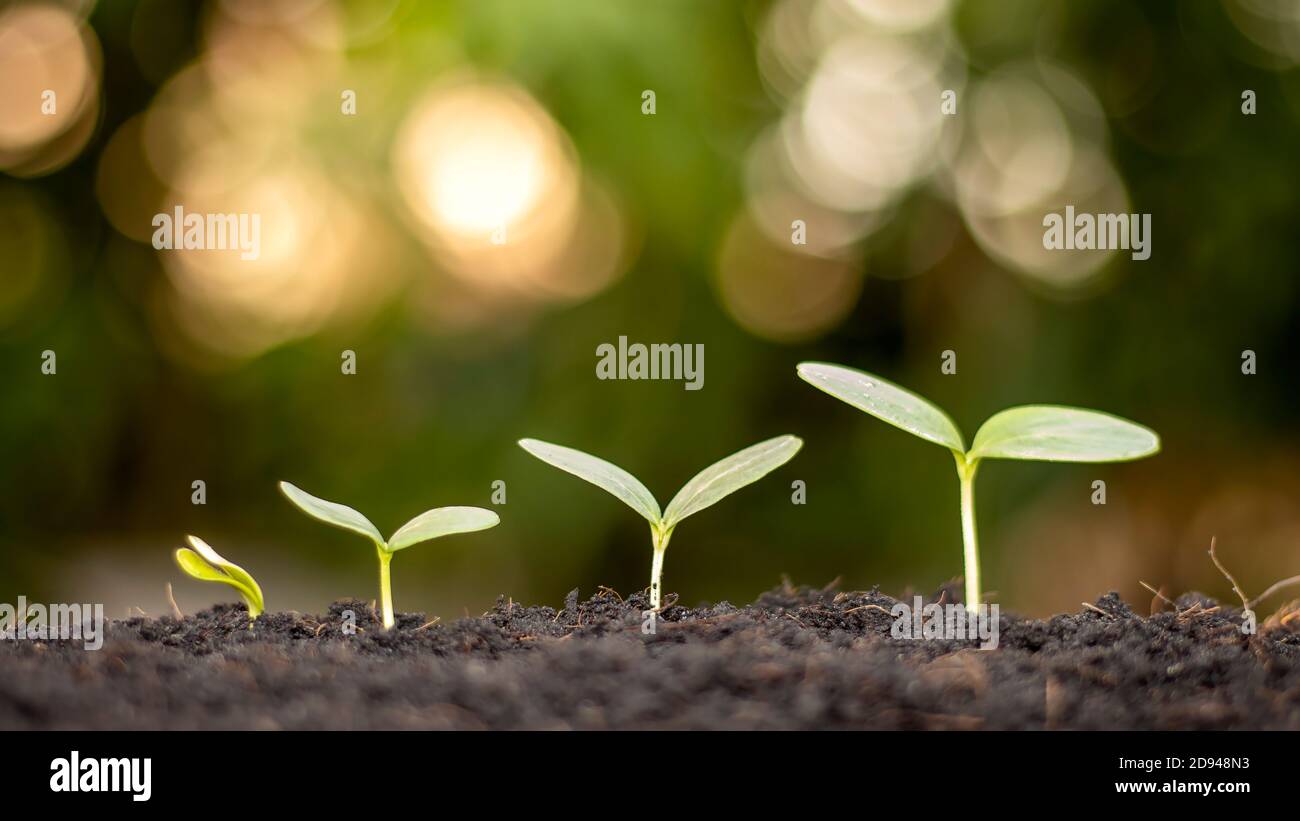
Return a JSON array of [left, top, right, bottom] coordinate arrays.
[[2, 0, 1298, 619]]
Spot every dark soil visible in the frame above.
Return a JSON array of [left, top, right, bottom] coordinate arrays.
[[4, 582, 1300, 730]]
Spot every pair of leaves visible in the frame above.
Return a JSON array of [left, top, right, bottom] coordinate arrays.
[[278, 482, 499, 552], [796, 362, 1160, 463], [518, 435, 802, 533], [174, 535, 265, 619]]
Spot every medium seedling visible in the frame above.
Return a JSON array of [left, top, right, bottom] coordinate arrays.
[[279, 481, 499, 629], [174, 535, 265, 625], [797, 362, 1160, 612], [519, 435, 802, 609]]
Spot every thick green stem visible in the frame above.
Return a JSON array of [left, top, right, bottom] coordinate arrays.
[[377, 548, 395, 629], [649, 526, 672, 610], [245, 598, 262, 628], [955, 454, 981, 613]]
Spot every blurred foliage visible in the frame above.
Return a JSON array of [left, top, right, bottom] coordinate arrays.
[[1, 0, 1298, 617]]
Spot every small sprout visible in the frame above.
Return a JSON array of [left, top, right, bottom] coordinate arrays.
[[279, 481, 499, 629], [173, 535, 265, 624], [797, 362, 1160, 612], [519, 435, 802, 609]]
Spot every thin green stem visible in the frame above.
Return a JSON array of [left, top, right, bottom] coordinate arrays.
[[649, 526, 672, 610], [954, 453, 981, 613], [377, 548, 395, 629]]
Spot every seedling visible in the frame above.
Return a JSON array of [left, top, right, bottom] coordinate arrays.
[[279, 481, 499, 629], [173, 535, 265, 624], [797, 362, 1160, 612], [519, 435, 802, 609]]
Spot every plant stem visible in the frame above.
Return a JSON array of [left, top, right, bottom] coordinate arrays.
[[955, 453, 981, 613], [649, 526, 672, 610], [377, 548, 395, 629]]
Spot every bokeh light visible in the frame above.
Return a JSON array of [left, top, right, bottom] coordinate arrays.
[[1223, 0, 1300, 67], [0, 3, 101, 177], [3, 0, 1298, 625], [393, 79, 626, 309], [715, 212, 861, 342], [944, 63, 1129, 292], [733, 0, 965, 342]]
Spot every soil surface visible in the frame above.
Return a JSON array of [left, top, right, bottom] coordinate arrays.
[[3, 582, 1299, 729]]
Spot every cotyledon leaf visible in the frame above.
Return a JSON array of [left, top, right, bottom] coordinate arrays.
[[174, 536, 264, 616], [661, 435, 803, 531], [387, 506, 500, 552], [185, 535, 264, 608], [175, 547, 246, 590], [518, 439, 662, 525], [968, 405, 1161, 463], [797, 362, 965, 452], [279, 481, 386, 548]]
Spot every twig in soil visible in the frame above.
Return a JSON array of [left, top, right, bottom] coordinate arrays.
[[1144, 576, 1175, 610], [1208, 536, 1300, 609], [1081, 602, 1113, 618], [1176, 602, 1218, 622], [1044, 676, 1062, 730], [1138, 581, 1220, 622], [1249, 575, 1300, 610], [1208, 537, 1251, 612], [416, 617, 441, 631], [914, 711, 984, 730], [165, 583, 183, 620], [1140, 580, 1176, 611], [843, 604, 892, 615]]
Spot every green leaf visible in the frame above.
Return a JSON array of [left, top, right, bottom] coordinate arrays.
[[175, 536, 265, 617], [518, 439, 662, 525], [662, 435, 803, 530], [186, 535, 265, 607], [797, 362, 965, 452], [175, 547, 240, 586], [387, 506, 500, 552], [279, 481, 385, 549], [968, 405, 1161, 463]]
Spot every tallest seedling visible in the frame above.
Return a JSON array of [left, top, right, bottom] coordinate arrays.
[[797, 362, 1160, 611]]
